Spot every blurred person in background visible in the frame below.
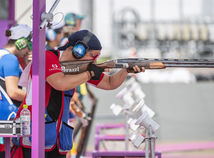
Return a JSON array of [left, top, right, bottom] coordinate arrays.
[[61, 12, 93, 158], [46, 21, 65, 50], [61, 12, 85, 46], [0, 24, 32, 116], [61, 12, 88, 158], [0, 24, 32, 157], [18, 50, 32, 69]]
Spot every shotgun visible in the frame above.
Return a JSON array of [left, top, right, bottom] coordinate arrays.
[[60, 58, 214, 74]]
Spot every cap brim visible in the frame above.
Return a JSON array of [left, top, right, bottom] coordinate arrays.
[[58, 42, 70, 50], [76, 15, 85, 19]]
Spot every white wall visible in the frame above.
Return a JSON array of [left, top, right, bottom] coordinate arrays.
[[15, 0, 203, 57], [94, 0, 113, 56], [47, 0, 82, 21], [15, 0, 33, 27], [93, 0, 202, 57], [15, 0, 83, 27]]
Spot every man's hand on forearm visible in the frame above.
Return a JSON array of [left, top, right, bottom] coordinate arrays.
[[126, 65, 145, 73]]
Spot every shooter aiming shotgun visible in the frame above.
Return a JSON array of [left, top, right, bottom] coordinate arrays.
[[60, 58, 214, 74]]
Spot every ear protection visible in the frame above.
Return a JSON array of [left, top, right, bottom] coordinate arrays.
[[15, 32, 32, 50], [72, 32, 93, 59], [15, 38, 28, 50], [46, 29, 56, 41]]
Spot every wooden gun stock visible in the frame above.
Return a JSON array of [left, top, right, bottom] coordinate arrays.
[[60, 60, 93, 74]]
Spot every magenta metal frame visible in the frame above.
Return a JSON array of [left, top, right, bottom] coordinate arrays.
[[94, 124, 162, 158], [95, 123, 126, 150], [95, 123, 126, 135], [0, 0, 15, 48], [8, 0, 15, 27], [32, 0, 46, 158], [1, 1, 46, 158], [95, 135, 126, 151], [0, 20, 9, 48], [0, 135, 22, 158], [92, 151, 162, 158]]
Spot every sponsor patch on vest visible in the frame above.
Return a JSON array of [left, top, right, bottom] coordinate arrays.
[[49, 64, 62, 71], [61, 66, 80, 73]]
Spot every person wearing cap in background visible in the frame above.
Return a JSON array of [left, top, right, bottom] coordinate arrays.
[[64, 12, 84, 34], [46, 21, 65, 50], [14, 30, 144, 158], [62, 12, 96, 158], [0, 24, 32, 157], [62, 12, 86, 158], [60, 12, 85, 47], [61, 12, 86, 114]]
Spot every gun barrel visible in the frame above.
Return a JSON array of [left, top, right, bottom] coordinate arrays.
[[165, 64, 214, 68], [118, 58, 214, 63], [116, 58, 214, 69]]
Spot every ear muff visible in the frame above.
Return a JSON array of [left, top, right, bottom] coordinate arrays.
[[27, 41, 32, 50], [15, 38, 28, 50], [46, 29, 56, 41], [15, 31, 33, 50], [72, 32, 93, 59]]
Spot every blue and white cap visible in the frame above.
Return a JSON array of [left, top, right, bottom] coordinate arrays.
[[64, 12, 85, 26], [58, 30, 102, 51]]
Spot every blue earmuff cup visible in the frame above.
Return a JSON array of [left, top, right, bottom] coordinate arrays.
[[46, 29, 56, 41], [72, 44, 87, 59]]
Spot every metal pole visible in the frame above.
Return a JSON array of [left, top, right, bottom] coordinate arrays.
[[49, 0, 61, 14], [145, 129, 149, 158], [40, 0, 61, 29], [32, 0, 46, 157], [125, 110, 129, 151], [149, 126, 155, 158]]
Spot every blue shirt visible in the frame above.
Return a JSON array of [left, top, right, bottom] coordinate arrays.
[[0, 49, 22, 120], [0, 49, 22, 78]]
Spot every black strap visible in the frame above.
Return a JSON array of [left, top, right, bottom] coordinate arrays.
[[48, 49, 59, 57], [64, 93, 73, 98], [10, 145, 18, 158], [0, 77, 21, 107], [46, 49, 65, 121]]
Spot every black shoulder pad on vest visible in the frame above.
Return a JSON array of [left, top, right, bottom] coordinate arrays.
[[48, 49, 59, 57], [46, 87, 62, 121], [0, 77, 21, 107], [46, 49, 62, 121]]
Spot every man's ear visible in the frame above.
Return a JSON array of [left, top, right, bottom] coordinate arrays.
[[65, 46, 73, 53]]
